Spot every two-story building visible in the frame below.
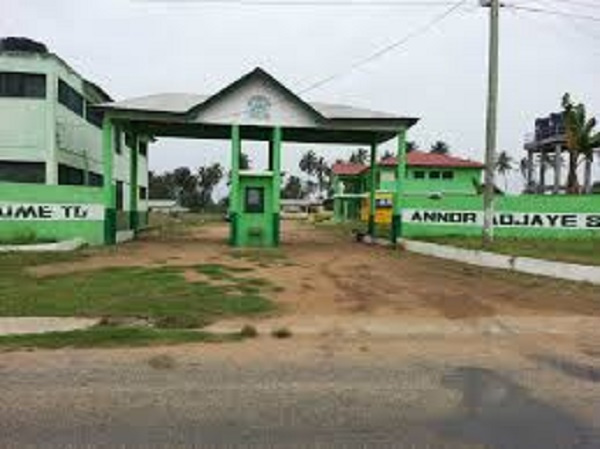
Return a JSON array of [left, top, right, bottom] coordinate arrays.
[[332, 150, 483, 222], [0, 38, 149, 242]]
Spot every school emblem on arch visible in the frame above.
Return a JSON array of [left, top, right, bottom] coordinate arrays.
[[247, 95, 272, 120]]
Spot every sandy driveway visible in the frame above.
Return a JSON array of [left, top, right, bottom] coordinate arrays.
[[31, 220, 600, 324]]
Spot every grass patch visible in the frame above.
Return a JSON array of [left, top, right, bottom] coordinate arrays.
[[0, 327, 241, 351], [145, 212, 223, 240], [0, 255, 275, 325], [418, 235, 600, 266]]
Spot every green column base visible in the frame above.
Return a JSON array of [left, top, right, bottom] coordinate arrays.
[[104, 208, 117, 245], [391, 214, 401, 245], [229, 212, 239, 247], [368, 215, 376, 237], [129, 210, 139, 232], [273, 213, 280, 247]]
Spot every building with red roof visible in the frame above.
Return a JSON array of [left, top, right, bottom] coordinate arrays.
[[332, 150, 484, 221]]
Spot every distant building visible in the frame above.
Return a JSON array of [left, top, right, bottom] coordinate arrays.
[[332, 150, 483, 222], [523, 111, 597, 194]]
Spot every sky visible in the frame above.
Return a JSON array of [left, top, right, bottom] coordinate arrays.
[[4, 0, 600, 194]]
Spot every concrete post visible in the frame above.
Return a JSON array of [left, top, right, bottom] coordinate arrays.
[[368, 142, 377, 238], [527, 149, 534, 193], [129, 132, 139, 231], [272, 127, 282, 246], [45, 72, 58, 185], [539, 150, 546, 194], [392, 128, 407, 244], [102, 116, 116, 244], [553, 144, 561, 194], [229, 125, 241, 246]]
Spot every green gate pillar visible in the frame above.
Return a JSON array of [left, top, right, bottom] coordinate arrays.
[[391, 127, 407, 244], [229, 125, 241, 246], [271, 127, 282, 246], [129, 132, 139, 232], [102, 116, 116, 245], [368, 142, 378, 238]]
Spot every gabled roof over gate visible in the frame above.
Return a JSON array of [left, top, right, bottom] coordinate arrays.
[[97, 67, 417, 130]]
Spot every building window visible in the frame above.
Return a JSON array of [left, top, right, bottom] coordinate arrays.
[[85, 104, 103, 128], [58, 79, 84, 116], [429, 171, 441, 180], [442, 171, 454, 180], [0, 161, 45, 184], [245, 187, 265, 214], [0, 72, 46, 98], [116, 181, 124, 211], [114, 126, 122, 154], [88, 172, 103, 187], [58, 164, 84, 185], [139, 186, 147, 200], [413, 171, 425, 180], [139, 141, 148, 157]]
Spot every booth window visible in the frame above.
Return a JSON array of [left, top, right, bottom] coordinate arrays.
[[442, 171, 454, 180], [139, 186, 147, 200], [245, 187, 265, 214], [58, 79, 84, 116], [0, 72, 46, 98], [413, 171, 425, 180], [0, 161, 45, 183]]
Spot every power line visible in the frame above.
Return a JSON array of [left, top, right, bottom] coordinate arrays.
[[207, 0, 470, 122], [507, 4, 600, 22], [533, 0, 600, 10], [296, 0, 471, 95], [143, 0, 467, 6]]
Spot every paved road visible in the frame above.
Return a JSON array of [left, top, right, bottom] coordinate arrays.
[[1, 337, 599, 448]]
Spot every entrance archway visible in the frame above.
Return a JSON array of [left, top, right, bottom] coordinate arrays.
[[96, 68, 418, 247]]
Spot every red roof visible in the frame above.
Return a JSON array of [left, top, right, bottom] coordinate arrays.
[[381, 151, 484, 168], [332, 151, 483, 176], [331, 162, 368, 176]]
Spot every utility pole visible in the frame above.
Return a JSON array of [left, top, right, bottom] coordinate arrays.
[[482, 0, 500, 247]]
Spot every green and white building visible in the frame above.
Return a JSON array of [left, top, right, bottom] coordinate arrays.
[[0, 43, 149, 244]]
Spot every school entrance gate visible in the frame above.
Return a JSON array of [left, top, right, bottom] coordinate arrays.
[[97, 68, 418, 247]]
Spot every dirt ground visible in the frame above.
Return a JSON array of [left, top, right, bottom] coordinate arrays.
[[31, 219, 600, 322]]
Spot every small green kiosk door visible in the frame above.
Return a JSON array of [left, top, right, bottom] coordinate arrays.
[[235, 172, 277, 247]]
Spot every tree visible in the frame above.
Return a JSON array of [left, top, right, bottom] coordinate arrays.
[[406, 141, 418, 153], [348, 148, 369, 164], [197, 163, 224, 209], [0, 37, 48, 53], [314, 157, 333, 198], [380, 150, 394, 161], [299, 150, 318, 176], [495, 151, 514, 193], [430, 141, 450, 155], [149, 171, 175, 200], [562, 93, 600, 194], [282, 175, 304, 199]]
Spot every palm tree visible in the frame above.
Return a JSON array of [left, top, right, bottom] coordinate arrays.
[[299, 150, 318, 176], [562, 93, 600, 194], [430, 141, 450, 155], [406, 141, 418, 153], [495, 151, 514, 193], [349, 148, 369, 164]]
